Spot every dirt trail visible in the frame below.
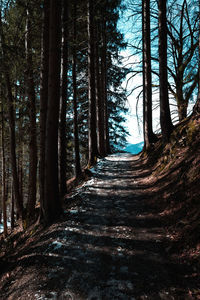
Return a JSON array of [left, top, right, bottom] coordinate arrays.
[[0, 153, 198, 299]]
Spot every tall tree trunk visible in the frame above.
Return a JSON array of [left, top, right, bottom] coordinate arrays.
[[72, 0, 82, 178], [25, 7, 38, 222], [88, 0, 98, 166], [11, 180, 15, 230], [193, 1, 200, 115], [1, 103, 7, 237], [0, 6, 23, 220], [18, 98, 24, 204], [59, 0, 68, 197], [39, 0, 49, 219], [7, 76, 23, 219], [43, 0, 62, 224], [95, 20, 105, 157], [142, 0, 146, 150], [101, 15, 110, 154], [158, 0, 173, 141], [143, 0, 157, 148]]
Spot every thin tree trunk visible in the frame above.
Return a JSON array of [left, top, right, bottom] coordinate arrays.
[[0, 6, 23, 220], [142, 0, 146, 150], [59, 0, 68, 197], [18, 98, 24, 203], [158, 0, 173, 141], [72, 0, 82, 178], [43, 0, 62, 224], [88, 0, 98, 166], [101, 15, 110, 154], [143, 0, 157, 147], [39, 0, 49, 219], [25, 7, 37, 222], [7, 81, 24, 220], [11, 180, 15, 230], [95, 20, 105, 157], [7, 76, 23, 219], [1, 103, 7, 237], [193, 1, 200, 115]]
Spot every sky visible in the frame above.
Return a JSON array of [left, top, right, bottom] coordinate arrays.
[[117, 1, 197, 146], [121, 52, 144, 144], [118, 4, 145, 144], [117, 2, 164, 145]]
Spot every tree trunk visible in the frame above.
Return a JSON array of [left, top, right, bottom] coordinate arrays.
[[39, 0, 49, 219], [25, 7, 38, 222], [143, 0, 157, 148], [177, 97, 187, 120], [1, 103, 7, 237], [11, 180, 15, 230], [95, 20, 105, 157], [59, 0, 68, 197], [88, 0, 98, 166], [158, 0, 173, 141], [101, 15, 110, 154], [43, 0, 62, 224], [72, 0, 82, 178], [7, 76, 24, 219], [193, 1, 200, 115], [0, 6, 23, 220], [18, 100, 24, 204], [142, 0, 146, 150]]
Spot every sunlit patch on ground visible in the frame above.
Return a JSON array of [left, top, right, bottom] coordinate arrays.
[[0, 153, 199, 299]]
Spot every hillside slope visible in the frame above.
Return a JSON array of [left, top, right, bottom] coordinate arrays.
[[145, 114, 200, 266]]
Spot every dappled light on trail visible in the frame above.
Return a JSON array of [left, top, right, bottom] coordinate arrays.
[[0, 153, 198, 300]]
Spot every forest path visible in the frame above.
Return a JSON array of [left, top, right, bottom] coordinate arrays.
[[0, 153, 196, 299]]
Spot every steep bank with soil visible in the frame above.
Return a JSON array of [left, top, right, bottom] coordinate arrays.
[[145, 114, 200, 271]]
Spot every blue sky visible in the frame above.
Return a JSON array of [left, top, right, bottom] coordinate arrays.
[[117, 0, 197, 145]]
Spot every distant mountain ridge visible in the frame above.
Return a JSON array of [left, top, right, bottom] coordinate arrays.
[[124, 142, 144, 154]]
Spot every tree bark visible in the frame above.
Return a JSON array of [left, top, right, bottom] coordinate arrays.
[[101, 14, 111, 154], [18, 96, 24, 205], [142, 0, 146, 150], [43, 0, 62, 224], [72, 0, 82, 178], [95, 20, 105, 157], [25, 7, 38, 222], [158, 0, 173, 141], [88, 0, 98, 166], [11, 180, 15, 230], [7, 75, 23, 219], [0, 6, 23, 220], [143, 0, 157, 148], [193, 0, 200, 115], [59, 0, 68, 197], [1, 103, 7, 237], [39, 0, 49, 219]]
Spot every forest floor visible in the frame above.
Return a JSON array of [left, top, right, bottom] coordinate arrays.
[[0, 148, 200, 299]]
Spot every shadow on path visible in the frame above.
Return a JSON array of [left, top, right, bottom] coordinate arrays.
[[0, 153, 198, 300]]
